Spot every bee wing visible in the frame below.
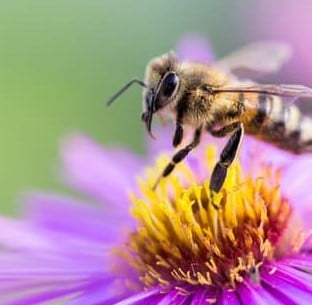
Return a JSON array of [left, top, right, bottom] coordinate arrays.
[[215, 42, 292, 78], [214, 84, 312, 116], [214, 84, 312, 99]]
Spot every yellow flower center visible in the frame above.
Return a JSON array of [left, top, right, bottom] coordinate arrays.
[[120, 146, 303, 290]]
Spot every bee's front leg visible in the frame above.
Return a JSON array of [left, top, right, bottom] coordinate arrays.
[[173, 122, 183, 147], [153, 126, 202, 189], [208, 122, 244, 208], [172, 112, 184, 147]]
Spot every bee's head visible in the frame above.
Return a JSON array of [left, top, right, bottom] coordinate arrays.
[[141, 53, 180, 138], [106, 52, 180, 139]]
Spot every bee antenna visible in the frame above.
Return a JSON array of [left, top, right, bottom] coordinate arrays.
[[106, 79, 147, 106]]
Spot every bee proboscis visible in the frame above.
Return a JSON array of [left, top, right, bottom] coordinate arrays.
[[107, 42, 312, 207]]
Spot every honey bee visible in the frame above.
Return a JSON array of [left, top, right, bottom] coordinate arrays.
[[107, 42, 312, 203]]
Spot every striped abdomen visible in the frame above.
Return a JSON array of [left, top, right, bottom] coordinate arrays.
[[244, 94, 312, 153]]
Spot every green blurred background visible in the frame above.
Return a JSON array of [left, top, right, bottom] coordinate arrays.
[[0, 0, 309, 213]]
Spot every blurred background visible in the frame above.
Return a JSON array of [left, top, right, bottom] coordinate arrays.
[[0, 0, 311, 213]]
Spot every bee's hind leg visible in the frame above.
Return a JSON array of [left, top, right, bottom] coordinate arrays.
[[208, 122, 244, 208], [207, 121, 242, 138], [153, 126, 202, 189]]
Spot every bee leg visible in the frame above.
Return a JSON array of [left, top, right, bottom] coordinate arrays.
[[209, 123, 244, 208], [153, 126, 202, 189], [173, 123, 183, 147], [208, 121, 242, 138], [173, 113, 184, 147]]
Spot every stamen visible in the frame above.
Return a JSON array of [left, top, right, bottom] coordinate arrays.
[[119, 145, 304, 290]]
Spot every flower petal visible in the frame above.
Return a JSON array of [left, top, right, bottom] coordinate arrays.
[[66, 279, 129, 305], [146, 126, 173, 158], [239, 136, 294, 174], [0, 215, 113, 261], [282, 254, 312, 271], [237, 279, 284, 305], [175, 33, 215, 63], [23, 192, 130, 243], [114, 288, 161, 305], [261, 264, 312, 305], [270, 261, 312, 292], [189, 287, 212, 305], [0, 275, 120, 305], [281, 156, 312, 226], [2, 284, 82, 305], [0, 249, 126, 305], [218, 289, 242, 305], [60, 133, 143, 208]]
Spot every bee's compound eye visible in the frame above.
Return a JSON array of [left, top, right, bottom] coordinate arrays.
[[162, 73, 178, 97]]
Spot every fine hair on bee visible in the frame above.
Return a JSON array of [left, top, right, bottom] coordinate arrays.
[[107, 42, 312, 209]]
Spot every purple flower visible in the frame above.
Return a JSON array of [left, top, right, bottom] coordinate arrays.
[[0, 35, 311, 305], [175, 33, 215, 63], [244, 0, 312, 85]]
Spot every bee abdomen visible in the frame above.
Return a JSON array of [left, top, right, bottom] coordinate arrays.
[[296, 116, 312, 152], [248, 94, 312, 153], [251, 93, 269, 127]]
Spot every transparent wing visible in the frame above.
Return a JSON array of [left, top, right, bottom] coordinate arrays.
[[213, 84, 312, 98], [215, 42, 292, 78], [212, 84, 312, 116]]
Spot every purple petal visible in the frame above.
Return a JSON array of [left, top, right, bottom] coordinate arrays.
[[3, 284, 83, 305], [146, 125, 173, 158], [194, 287, 218, 305], [282, 254, 312, 270], [154, 288, 187, 305], [114, 288, 161, 305], [23, 192, 131, 244], [189, 288, 209, 305], [237, 279, 284, 305], [67, 280, 129, 305], [175, 33, 215, 63], [261, 263, 312, 305], [281, 156, 312, 228], [239, 136, 295, 175], [60, 133, 143, 208], [0, 217, 119, 274], [1, 275, 121, 305], [0, 217, 54, 250], [218, 289, 241, 305], [0, 251, 110, 278], [0, 249, 127, 304], [270, 262, 312, 292]]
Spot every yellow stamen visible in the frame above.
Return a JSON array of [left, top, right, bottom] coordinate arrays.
[[121, 145, 303, 290]]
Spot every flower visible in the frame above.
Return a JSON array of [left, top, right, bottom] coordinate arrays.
[[0, 35, 311, 304], [244, 0, 312, 85]]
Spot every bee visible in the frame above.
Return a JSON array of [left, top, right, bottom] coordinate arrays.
[[107, 42, 312, 204]]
